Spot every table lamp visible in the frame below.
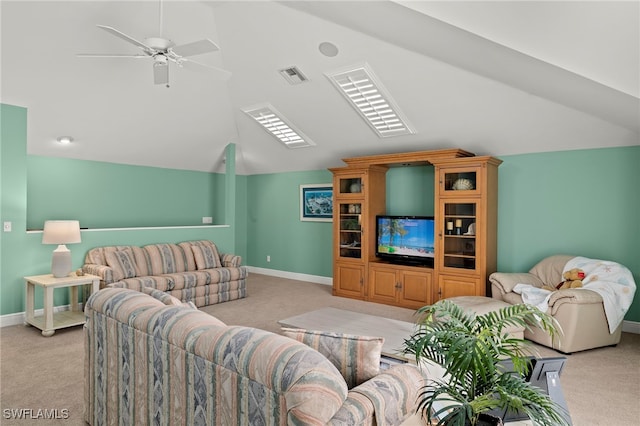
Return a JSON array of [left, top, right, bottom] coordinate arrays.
[[42, 220, 81, 278]]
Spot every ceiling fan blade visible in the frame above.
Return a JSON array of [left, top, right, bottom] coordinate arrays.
[[180, 58, 232, 80], [172, 39, 219, 57], [154, 62, 169, 85], [77, 53, 149, 58], [97, 25, 154, 53]]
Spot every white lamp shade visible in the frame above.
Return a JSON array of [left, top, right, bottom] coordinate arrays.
[[42, 220, 81, 244]]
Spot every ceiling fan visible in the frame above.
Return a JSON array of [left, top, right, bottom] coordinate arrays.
[[78, 0, 231, 87]]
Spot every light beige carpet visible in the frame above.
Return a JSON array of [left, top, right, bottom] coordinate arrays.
[[1, 273, 638, 425]]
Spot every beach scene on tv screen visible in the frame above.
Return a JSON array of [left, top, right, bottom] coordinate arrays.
[[377, 218, 435, 258]]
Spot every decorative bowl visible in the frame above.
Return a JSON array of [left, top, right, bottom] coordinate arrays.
[[452, 178, 474, 190]]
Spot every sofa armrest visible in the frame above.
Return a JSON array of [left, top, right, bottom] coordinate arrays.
[[336, 364, 423, 426], [220, 253, 242, 267], [489, 272, 544, 298], [82, 264, 115, 285], [548, 288, 603, 314]]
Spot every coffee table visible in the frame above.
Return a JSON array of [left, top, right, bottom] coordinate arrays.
[[278, 307, 416, 361]]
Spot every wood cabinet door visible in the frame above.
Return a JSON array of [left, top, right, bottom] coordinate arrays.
[[438, 274, 482, 300], [399, 270, 432, 309], [368, 266, 398, 304], [334, 263, 365, 299]]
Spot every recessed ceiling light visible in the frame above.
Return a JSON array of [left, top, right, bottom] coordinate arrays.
[[56, 136, 74, 144], [242, 103, 315, 149], [325, 63, 414, 138]]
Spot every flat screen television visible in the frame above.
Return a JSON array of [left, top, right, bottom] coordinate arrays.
[[375, 215, 435, 267]]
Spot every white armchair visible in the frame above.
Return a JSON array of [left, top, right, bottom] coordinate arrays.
[[489, 255, 631, 353]]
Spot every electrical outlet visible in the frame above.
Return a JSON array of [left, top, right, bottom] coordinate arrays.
[[267, 255, 271, 263], [3, 222, 11, 232], [202, 217, 213, 224]]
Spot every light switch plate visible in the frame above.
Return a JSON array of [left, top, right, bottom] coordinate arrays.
[[3, 221, 11, 232]]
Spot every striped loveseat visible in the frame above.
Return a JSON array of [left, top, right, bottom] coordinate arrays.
[[82, 240, 247, 307], [84, 288, 424, 425]]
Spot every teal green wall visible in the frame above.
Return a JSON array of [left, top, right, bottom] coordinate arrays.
[[1, 102, 639, 323], [27, 156, 223, 229], [386, 166, 435, 216], [244, 166, 436, 278], [246, 170, 334, 276], [245, 148, 640, 322], [0, 104, 241, 315], [1, 105, 30, 316], [496, 146, 640, 321]]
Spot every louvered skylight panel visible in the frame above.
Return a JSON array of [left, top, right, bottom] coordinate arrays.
[[326, 63, 414, 138], [242, 104, 315, 149]]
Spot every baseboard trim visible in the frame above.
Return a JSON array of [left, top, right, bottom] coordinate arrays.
[[0, 304, 77, 328], [246, 266, 332, 286], [622, 320, 640, 334]]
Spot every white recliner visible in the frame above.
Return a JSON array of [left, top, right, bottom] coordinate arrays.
[[489, 255, 627, 354]]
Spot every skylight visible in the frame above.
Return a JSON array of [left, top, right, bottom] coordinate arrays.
[[325, 63, 415, 138], [242, 103, 315, 149]]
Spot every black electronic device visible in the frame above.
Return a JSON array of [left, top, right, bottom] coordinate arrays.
[[375, 215, 435, 267], [491, 356, 572, 425]]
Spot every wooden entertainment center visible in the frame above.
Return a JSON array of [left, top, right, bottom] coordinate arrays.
[[329, 149, 502, 309]]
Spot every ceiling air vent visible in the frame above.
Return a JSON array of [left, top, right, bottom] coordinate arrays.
[[279, 66, 309, 85], [325, 63, 415, 138], [242, 103, 315, 149]]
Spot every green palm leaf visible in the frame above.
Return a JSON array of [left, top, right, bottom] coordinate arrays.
[[403, 299, 569, 426]]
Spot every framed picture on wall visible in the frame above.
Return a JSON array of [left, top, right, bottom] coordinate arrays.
[[300, 184, 333, 222]]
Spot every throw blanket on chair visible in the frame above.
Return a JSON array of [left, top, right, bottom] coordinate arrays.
[[514, 256, 636, 333], [565, 256, 636, 333]]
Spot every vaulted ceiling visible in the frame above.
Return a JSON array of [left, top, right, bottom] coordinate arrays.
[[2, 1, 638, 174]]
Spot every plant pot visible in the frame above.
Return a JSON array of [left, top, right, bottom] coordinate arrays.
[[474, 413, 503, 426]]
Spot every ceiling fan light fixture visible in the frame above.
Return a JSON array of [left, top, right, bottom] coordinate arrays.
[[154, 54, 168, 65], [78, 3, 230, 86]]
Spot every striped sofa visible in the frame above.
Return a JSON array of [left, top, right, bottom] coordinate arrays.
[[82, 240, 247, 307], [84, 288, 424, 425]]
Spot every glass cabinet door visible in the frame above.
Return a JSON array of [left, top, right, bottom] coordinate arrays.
[[338, 202, 362, 259], [337, 176, 363, 196], [441, 167, 480, 195], [442, 202, 477, 270]]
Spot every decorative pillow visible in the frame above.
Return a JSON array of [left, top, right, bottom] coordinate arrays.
[[191, 244, 221, 270], [104, 249, 137, 281], [282, 328, 384, 388]]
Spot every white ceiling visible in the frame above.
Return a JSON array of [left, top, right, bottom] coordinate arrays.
[[2, 0, 638, 175]]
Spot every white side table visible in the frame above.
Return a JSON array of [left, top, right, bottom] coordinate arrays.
[[24, 273, 100, 337]]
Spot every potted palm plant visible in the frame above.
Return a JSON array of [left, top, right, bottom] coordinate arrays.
[[403, 300, 570, 426]]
